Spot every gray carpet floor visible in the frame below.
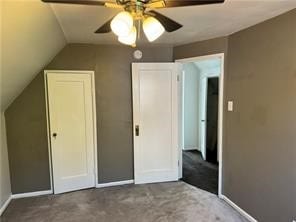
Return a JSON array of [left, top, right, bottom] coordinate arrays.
[[1, 182, 247, 222], [182, 150, 218, 194]]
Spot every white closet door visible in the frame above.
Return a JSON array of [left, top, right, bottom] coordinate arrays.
[[132, 63, 180, 184], [47, 72, 95, 194]]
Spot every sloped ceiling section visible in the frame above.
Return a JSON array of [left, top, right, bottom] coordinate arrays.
[[194, 59, 221, 75], [1, 0, 66, 111]]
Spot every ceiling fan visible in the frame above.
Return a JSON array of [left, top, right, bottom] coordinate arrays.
[[42, 0, 225, 46]]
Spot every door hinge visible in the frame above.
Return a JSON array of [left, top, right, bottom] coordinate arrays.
[[178, 160, 180, 166], [177, 75, 180, 81]]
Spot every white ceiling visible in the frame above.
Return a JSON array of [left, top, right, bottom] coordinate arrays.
[[1, 0, 66, 110], [51, 0, 296, 46]]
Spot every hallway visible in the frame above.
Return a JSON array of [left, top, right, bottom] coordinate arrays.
[[181, 150, 218, 194]]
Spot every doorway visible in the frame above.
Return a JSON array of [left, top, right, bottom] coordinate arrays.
[[205, 77, 219, 163], [176, 54, 224, 196], [45, 71, 97, 194]]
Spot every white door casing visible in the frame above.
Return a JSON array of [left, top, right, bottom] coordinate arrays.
[[46, 72, 96, 194], [200, 76, 208, 160], [175, 53, 224, 197], [132, 63, 180, 184]]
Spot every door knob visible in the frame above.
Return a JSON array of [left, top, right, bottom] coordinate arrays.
[[135, 125, 139, 136], [52, 133, 57, 138]]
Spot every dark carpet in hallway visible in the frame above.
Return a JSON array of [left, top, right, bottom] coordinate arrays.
[[181, 150, 218, 194]]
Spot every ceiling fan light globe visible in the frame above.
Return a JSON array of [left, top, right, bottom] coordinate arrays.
[[111, 11, 133, 37], [143, 17, 165, 42], [118, 26, 137, 46]]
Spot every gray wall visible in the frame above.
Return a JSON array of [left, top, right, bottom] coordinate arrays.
[[174, 9, 296, 222], [0, 112, 11, 208], [174, 36, 228, 60], [225, 10, 296, 222], [5, 44, 173, 194], [183, 63, 201, 150], [5, 73, 50, 193], [4, 9, 296, 222]]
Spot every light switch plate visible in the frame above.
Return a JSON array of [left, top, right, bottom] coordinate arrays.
[[228, 101, 233, 111]]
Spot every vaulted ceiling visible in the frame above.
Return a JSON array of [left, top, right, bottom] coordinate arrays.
[[0, 0, 66, 111], [1, 0, 295, 111], [195, 58, 221, 76]]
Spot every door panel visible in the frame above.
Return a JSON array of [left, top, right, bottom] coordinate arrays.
[[132, 63, 179, 184], [200, 77, 207, 160], [47, 73, 95, 194]]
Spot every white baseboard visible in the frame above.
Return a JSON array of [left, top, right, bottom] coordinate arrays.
[[96, 180, 134, 188], [9, 181, 135, 199], [11, 190, 52, 199], [183, 147, 199, 151], [220, 195, 257, 222], [0, 195, 12, 216]]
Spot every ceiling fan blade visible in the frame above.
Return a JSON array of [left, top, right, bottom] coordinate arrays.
[[41, 0, 108, 6], [145, 1, 166, 8], [104, 2, 124, 8], [149, 10, 182, 32], [94, 17, 113, 33], [163, 0, 224, 8]]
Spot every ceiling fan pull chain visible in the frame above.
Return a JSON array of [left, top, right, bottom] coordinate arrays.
[[137, 19, 141, 40]]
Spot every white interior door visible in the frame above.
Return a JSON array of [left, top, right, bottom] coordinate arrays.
[[200, 76, 207, 160], [132, 63, 180, 184], [47, 72, 96, 194]]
